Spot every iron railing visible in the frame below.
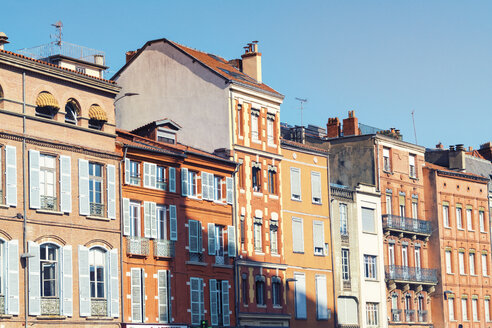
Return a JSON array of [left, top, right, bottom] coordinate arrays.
[[90, 202, 105, 217], [41, 297, 60, 315], [385, 265, 438, 284], [382, 214, 432, 236], [41, 195, 57, 211], [343, 280, 351, 290], [331, 186, 354, 200], [0, 295, 4, 315], [127, 236, 150, 256], [16, 41, 105, 64], [215, 254, 229, 265], [156, 179, 167, 190], [91, 298, 107, 317], [391, 309, 401, 322], [189, 252, 204, 262], [129, 175, 141, 186], [405, 309, 415, 322], [154, 239, 175, 258], [418, 310, 428, 323]]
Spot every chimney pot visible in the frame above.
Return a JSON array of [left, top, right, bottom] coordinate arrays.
[[241, 41, 262, 83], [342, 111, 359, 137], [0, 32, 9, 50]]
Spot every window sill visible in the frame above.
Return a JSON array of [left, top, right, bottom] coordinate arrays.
[[457, 228, 465, 231], [255, 251, 265, 255], [36, 209, 64, 215], [252, 140, 262, 145], [314, 254, 325, 257], [268, 143, 277, 148], [186, 261, 208, 267], [293, 251, 304, 254], [213, 264, 233, 269], [268, 194, 279, 200], [446, 272, 454, 275], [240, 189, 245, 194], [0, 204, 8, 209], [444, 226, 452, 229], [271, 253, 280, 257], [0, 314, 12, 319], [256, 304, 267, 308], [213, 201, 227, 206], [409, 176, 418, 181], [291, 197, 302, 202], [365, 278, 379, 282], [86, 316, 114, 320], [37, 315, 67, 320], [273, 305, 282, 309], [87, 216, 111, 221], [481, 231, 488, 234], [468, 229, 475, 232], [383, 170, 393, 175], [312, 201, 322, 205], [253, 192, 263, 197]]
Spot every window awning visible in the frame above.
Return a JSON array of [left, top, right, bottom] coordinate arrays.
[[36, 92, 59, 109], [89, 104, 107, 121]]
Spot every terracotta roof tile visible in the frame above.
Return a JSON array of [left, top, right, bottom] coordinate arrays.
[[466, 150, 486, 160]]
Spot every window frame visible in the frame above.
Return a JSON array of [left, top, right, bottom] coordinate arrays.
[[341, 249, 350, 281], [339, 203, 348, 236], [129, 201, 141, 237], [443, 204, 450, 228], [290, 167, 301, 201], [366, 302, 379, 326], [409, 154, 416, 178], [40, 243, 59, 298], [383, 148, 391, 172], [311, 171, 322, 204], [89, 247, 106, 299], [364, 255, 377, 280]]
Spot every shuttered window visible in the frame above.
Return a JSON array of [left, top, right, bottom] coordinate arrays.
[[106, 164, 116, 219], [158, 270, 170, 323], [131, 268, 144, 323], [189, 220, 203, 260], [222, 280, 230, 326], [59, 155, 72, 213], [226, 177, 233, 204], [294, 273, 306, 319], [292, 218, 304, 253], [143, 162, 157, 189], [313, 220, 325, 255], [168, 167, 176, 192], [5, 146, 17, 207], [290, 167, 301, 200], [5, 240, 19, 315], [361, 207, 375, 233], [209, 279, 219, 326], [190, 277, 204, 325], [311, 171, 322, 204], [169, 205, 177, 241], [316, 275, 329, 320]]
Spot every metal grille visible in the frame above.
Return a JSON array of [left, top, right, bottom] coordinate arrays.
[[382, 214, 432, 236], [127, 236, 150, 256], [189, 252, 203, 262], [16, 41, 105, 64], [91, 298, 107, 317], [391, 309, 401, 322], [41, 195, 57, 211], [153, 239, 175, 257], [405, 309, 415, 322], [90, 202, 105, 217], [418, 310, 428, 322], [385, 265, 438, 284], [41, 297, 60, 315]]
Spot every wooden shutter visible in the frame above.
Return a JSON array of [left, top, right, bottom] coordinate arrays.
[[6, 240, 19, 315], [222, 280, 230, 326], [123, 198, 130, 236], [169, 205, 177, 241], [109, 249, 119, 317], [226, 177, 233, 204], [78, 245, 90, 317], [316, 275, 328, 319], [78, 159, 90, 215], [311, 171, 321, 202], [60, 155, 72, 213], [228, 226, 236, 257], [199, 278, 204, 322], [28, 149, 40, 209], [190, 277, 200, 325], [202, 172, 209, 200], [62, 245, 73, 316], [294, 273, 307, 319], [209, 279, 218, 326], [28, 241, 41, 315], [5, 146, 17, 207], [169, 167, 176, 192], [292, 218, 304, 252], [144, 201, 151, 238], [107, 164, 116, 219], [131, 268, 142, 322], [143, 162, 151, 188], [158, 270, 169, 323], [150, 202, 157, 239], [208, 173, 214, 201], [313, 220, 324, 252], [181, 168, 188, 196], [198, 221, 203, 254], [150, 163, 157, 189], [124, 158, 130, 185], [189, 220, 198, 253], [208, 223, 216, 255]]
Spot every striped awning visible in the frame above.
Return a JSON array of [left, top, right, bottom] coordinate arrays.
[[88, 104, 107, 121], [36, 92, 59, 109]]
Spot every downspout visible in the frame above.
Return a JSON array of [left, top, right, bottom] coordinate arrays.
[[374, 136, 381, 192], [326, 152, 337, 326], [22, 71, 28, 328], [119, 145, 128, 324]]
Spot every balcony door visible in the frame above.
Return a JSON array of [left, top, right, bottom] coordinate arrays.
[[415, 247, 421, 280], [402, 245, 409, 279], [388, 244, 395, 276]]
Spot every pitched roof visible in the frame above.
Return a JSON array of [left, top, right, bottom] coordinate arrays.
[[425, 162, 489, 182], [111, 38, 283, 98], [466, 150, 486, 160]]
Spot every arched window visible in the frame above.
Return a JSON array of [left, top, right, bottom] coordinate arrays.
[[255, 275, 265, 305], [272, 276, 281, 306], [89, 247, 106, 299], [65, 98, 80, 124], [40, 243, 59, 297], [88, 104, 107, 130], [35, 92, 59, 119], [0, 84, 4, 109]]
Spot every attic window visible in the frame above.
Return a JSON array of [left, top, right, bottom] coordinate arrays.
[[157, 128, 176, 144]]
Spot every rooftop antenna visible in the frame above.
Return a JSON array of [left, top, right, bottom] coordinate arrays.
[[295, 97, 308, 127], [51, 21, 63, 46], [411, 110, 418, 144]]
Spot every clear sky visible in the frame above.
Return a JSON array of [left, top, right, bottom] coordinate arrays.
[[2, 0, 492, 149]]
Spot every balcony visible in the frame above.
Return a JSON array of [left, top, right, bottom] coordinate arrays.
[[215, 254, 229, 265], [127, 236, 150, 256], [129, 175, 141, 186], [41, 297, 60, 315], [382, 214, 431, 237], [418, 310, 428, 323], [0, 295, 4, 314], [90, 202, 105, 217], [41, 195, 57, 211], [91, 298, 107, 317], [331, 186, 354, 201], [156, 179, 167, 190], [385, 265, 438, 285], [343, 280, 351, 290], [391, 309, 401, 322], [405, 309, 415, 323], [154, 239, 175, 258]]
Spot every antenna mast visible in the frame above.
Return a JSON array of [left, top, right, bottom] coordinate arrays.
[[411, 110, 418, 144], [295, 97, 308, 127], [51, 21, 63, 46]]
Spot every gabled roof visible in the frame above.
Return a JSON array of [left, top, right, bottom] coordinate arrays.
[[111, 38, 283, 98], [466, 150, 486, 160]]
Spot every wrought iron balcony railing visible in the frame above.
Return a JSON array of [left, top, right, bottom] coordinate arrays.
[[41, 195, 57, 211], [156, 179, 167, 190], [154, 239, 175, 258], [90, 202, 105, 217], [391, 309, 401, 322], [129, 175, 141, 186], [382, 214, 432, 236], [41, 297, 60, 315], [91, 298, 107, 317], [418, 310, 428, 323], [127, 236, 150, 256], [405, 309, 415, 322], [385, 265, 438, 284], [343, 280, 351, 290]]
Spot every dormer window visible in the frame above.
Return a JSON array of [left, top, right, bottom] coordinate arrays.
[[156, 128, 176, 144]]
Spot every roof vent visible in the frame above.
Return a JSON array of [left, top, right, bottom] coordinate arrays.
[[0, 32, 9, 50]]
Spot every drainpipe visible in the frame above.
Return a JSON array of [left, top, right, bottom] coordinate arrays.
[[374, 137, 381, 192], [22, 71, 28, 328], [326, 152, 337, 327], [119, 145, 128, 324]]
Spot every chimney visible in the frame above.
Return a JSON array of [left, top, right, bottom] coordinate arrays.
[[0, 32, 9, 50], [126, 50, 137, 63], [478, 142, 492, 161], [449, 144, 465, 171], [326, 117, 341, 138], [436, 142, 443, 149], [241, 41, 262, 83], [342, 110, 360, 136]]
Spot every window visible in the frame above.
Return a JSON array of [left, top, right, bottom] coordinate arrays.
[[76, 66, 86, 74], [388, 244, 395, 266], [240, 216, 245, 250], [131, 268, 144, 322], [188, 220, 203, 262], [401, 245, 408, 267], [237, 104, 243, 137], [340, 203, 348, 236], [156, 128, 176, 144], [448, 298, 455, 320], [272, 277, 281, 307], [290, 167, 301, 200], [251, 109, 259, 141], [213, 225, 225, 264], [415, 246, 421, 270], [445, 250, 453, 274], [467, 208, 473, 231], [457, 206, 463, 229], [209, 279, 230, 326], [294, 273, 306, 319], [292, 218, 304, 253], [156, 166, 166, 190], [485, 299, 490, 322], [311, 171, 322, 204], [268, 167, 277, 194], [158, 270, 170, 323], [39, 154, 56, 211], [270, 221, 278, 254], [472, 298, 478, 321], [462, 298, 468, 321], [443, 204, 450, 227], [128, 161, 140, 185], [254, 219, 262, 252], [238, 163, 244, 189], [366, 303, 379, 326], [252, 164, 261, 192], [341, 249, 350, 281], [480, 210, 486, 232], [242, 274, 248, 305], [483, 253, 488, 276], [188, 171, 197, 197], [362, 207, 375, 233], [214, 176, 222, 201], [130, 201, 141, 237], [470, 252, 476, 275], [190, 277, 204, 325], [316, 275, 329, 320], [364, 255, 377, 279], [412, 200, 418, 219], [65, 98, 79, 124], [386, 194, 392, 214], [409, 154, 416, 178], [313, 220, 325, 255], [255, 276, 265, 305], [40, 243, 58, 297], [0, 241, 3, 296], [459, 252, 465, 275], [89, 248, 105, 299], [157, 205, 167, 240], [399, 197, 406, 218], [89, 162, 104, 216], [267, 114, 275, 145], [383, 148, 390, 171]]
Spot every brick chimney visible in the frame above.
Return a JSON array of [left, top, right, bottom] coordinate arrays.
[[126, 50, 137, 63], [478, 142, 492, 161], [241, 41, 262, 83], [436, 142, 444, 149], [326, 117, 341, 138], [342, 110, 359, 136]]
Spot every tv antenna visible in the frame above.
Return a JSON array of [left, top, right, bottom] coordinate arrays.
[[51, 21, 63, 46], [411, 110, 418, 144], [295, 97, 308, 127]]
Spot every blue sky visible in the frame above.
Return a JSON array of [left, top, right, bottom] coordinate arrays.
[[2, 0, 492, 149]]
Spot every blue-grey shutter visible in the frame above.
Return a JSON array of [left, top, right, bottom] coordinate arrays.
[[150, 163, 157, 189], [169, 167, 176, 192], [226, 177, 233, 204], [143, 162, 151, 188], [227, 226, 236, 257], [5, 146, 17, 207], [144, 201, 151, 238], [29, 149, 40, 209], [222, 280, 230, 326], [201, 172, 209, 200], [123, 198, 130, 236], [124, 158, 130, 185], [62, 245, 73, 316], [110, 249, 119, 317], [107, 164, 116, 219], [78, 245, 90, 317], [28, 241, 41, 315], [78, 159, 90, 216], [6, 240, 19, 315], [311, 171, 322, 203], [190, 278, 200, 325], [198, 221, 203, 254], [208, 223, 216, 255], [209, 279, 218, 325], [131, 268, 142, 322], [158, 270, 169, 323], [199, 278, 204, 321], [150, 202, 157, 239], [181, 168, 188, 196], [169, 205, 177, 241], [189, 220, 198, 253], [60, 155, 72, 213]]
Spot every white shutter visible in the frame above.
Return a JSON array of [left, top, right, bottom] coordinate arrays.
[[62, 245, 73, 316], [198, 222, 203, 254], [313, 220, 324, 252], [316, 275, 328, 319], [6, 240, 19, 315], [29, 149, 40, 209], [78, 159, 90, 215], [189, 220, 198, 253], [169, 167, 176, 192], [158, 270, 169, 323], [124, 158, 130, 185], [228, 226, 236, 257], [292, 218, 304, 252], [208, 173, 214, 201], [144, 201, 151, 238], [290, 167, 301, 199], [294, 273, 307, 319], [190, 278, 200, 325], [311, 171, 322, 203], [169, 205, 177, 241], [208, 223, 216, 255], [222, 280, 230, 326], [181, 168, 188, 196], [28, 241, 41, 315], [60, 155, 72, 213], [143, 162, 151, 188], [209, 279, 218, 326], [123, 198, 130, 236], [107, 164, 116, 219], [150, 163, 157, 189], [5, 146, 17, 207], [78, 245, 90, 317], [131, 268, 142, 322], [202, 172, 209, 200], [226, 177, 233, 204], [110, 249, 119, 318], [150, 202, 157, 239]]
